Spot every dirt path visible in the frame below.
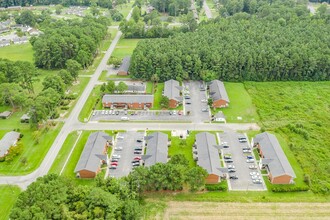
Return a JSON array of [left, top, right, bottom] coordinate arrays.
[[162, 201, 330, 219]]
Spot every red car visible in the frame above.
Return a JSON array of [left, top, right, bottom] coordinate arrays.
[[134, 156, 141, 160], [110, 162, 118, 166]]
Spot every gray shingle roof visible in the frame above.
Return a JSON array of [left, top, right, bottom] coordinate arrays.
[[195, 132, 221, 176], [164, 79, 182, 101], [145, 132, 168, 167], [254, 132, 296, 178], [74, 132, 111, 173], [0, 131, 20, 158], [209, 80, 230, 103], [0, 111, 11, 117], [118, 56, 131, 73], [102, 94, 154, 104]]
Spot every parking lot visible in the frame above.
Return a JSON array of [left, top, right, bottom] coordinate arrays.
[[107, 131, 145, 178], [218, 131, 267, 191], [183, 81, 210, 123]]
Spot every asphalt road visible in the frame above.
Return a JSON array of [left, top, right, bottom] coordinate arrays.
[[203, 0, 213, 19]]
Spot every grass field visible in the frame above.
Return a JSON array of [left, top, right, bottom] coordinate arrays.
[[245, 81, 330, 194], [216, 83, 259, 123], [0, 43, 34, 62], [0, 121, 63, 175], [150, 83, 164, 110], [162, 201, 330, 219], [112, 38, 141, 59], [78, 85, 102, 122], [169, 133, 196, 167], [0, 186, 21, 220]]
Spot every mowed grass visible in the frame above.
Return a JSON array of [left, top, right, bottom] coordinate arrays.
[[112, 38, 141, 59], [78, 85, 102, 122], [0, 120, 63, 175], [245, 81, 330, 194], [169, 133, 196, 167], [0, 186, 21, 220], [0, 43, 33, 62], [216, 82, 259, 123], [162, 201, 330, 219], [150, 83, 164, 110]]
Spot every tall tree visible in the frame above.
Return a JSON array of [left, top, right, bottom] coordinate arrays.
[[42, 75, 65, 97]]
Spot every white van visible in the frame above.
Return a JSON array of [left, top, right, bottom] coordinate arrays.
[[121, 116, 129, 121]]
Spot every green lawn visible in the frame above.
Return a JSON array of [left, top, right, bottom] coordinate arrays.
[[169, 133, 196, 167], [0, 121, 63, 175], [215, 82, 259, 123], [0, 186, 21, 220], [150, 83, 164, 110], [78, 85, 102, 122], [112, 38, 142, 59], [245, 81, 330, 194], [0, 43, 34, 62], [146, 82, 153, 94]]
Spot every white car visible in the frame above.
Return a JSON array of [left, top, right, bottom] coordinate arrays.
[[251, 175, 261, 180], [253, 179, 262, 184], [92, 111, 96, 116], [246, 158, 255, 163], [109, 110, 112, 114], [249, 165, 258, 169], [117, 135, 124, 139], [105, 110, 109, 114], [101, 110, 105, 115], [243, 149, 252, 153], [227, 164, 235, 169], [201, 99, 207, 103], [115, 147, 123, 151], [112, 154, 121, 159], [249, 172, 260, 176]]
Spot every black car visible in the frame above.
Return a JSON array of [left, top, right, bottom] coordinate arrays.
[[132, 163, 140, 167], [229, 175, 238, 179], [134, 148, 143, 151], [225, 159, 234, 163], [111, 159, 119, 162], [136, 139, 143, 143], [132, 160, 140, 164], [115, 111, 119, 115], [134, 151, 142, 154], [228, 169, 236, 173]]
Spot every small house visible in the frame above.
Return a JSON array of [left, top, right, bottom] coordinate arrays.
[[0, 131, 21, 158], [209, 80, 230, 108], [0, 111, 12, 119], [117, 56, 131, 76], [144, 132, 169, 167], [164, 79, 182, 108]]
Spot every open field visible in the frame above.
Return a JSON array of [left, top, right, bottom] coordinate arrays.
[[78, 85, 102, 122], [245, 81, 330, 194], [112, 38, 141, 59], [0, 186, 21, 220], [162, 201, 330, 219], [218, 83, 259, 123], [169, 133, 196, 167], [0, 43, 34, 62]]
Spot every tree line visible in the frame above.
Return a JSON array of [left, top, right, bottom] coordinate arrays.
[[0, 0, 128, 8], [10, 155, 209, 219], [129, 9, 330, 82], [31, 16, 109, 69]]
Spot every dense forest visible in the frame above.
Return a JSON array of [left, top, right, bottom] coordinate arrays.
[[129, 8, 330, 82], [31, 16, 108, 69], [149, 0, 190, 15], [0, 0, 128, 8]]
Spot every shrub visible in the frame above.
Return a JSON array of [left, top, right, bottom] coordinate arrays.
[[60, 106, 69, 110], [271, 185, 309, 192], [205, 182, 228, 191]]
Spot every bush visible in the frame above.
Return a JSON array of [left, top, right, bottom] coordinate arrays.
[[205, 182, 228, 191], [60, 106, 69, 110], [271, 185, 309, 192], [64, 94, 77, 100]]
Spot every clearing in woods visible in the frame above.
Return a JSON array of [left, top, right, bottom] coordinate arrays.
[[162, 201, 330, 219]]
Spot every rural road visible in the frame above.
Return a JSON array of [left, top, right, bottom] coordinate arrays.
[[203, 0, 213, 19], [0, 8, 260, 189]]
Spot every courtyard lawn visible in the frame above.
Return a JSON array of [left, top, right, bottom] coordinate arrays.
[[0, 186, 21, 220], [0, 43, 34, 62], [111, 38, 141, 59], [0, 119, 63, 175], [245, 81, 330, 194], [146, 82, 153, 94], [169, 132, 196, 167], [150, 83, 164, 110], [217, 82, 259, 123]]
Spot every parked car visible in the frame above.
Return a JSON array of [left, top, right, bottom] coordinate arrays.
[[251, 175, 261, 180], [132, 163, 140, 167], [101, 110, 105, 115], [201, 108, 209, 112], [253, 179, 262, 184], [227, 164, 235, 169], [134, 156, 142, 160], [228, 168, 236, 173], [247, 155, 254, 159], [121, 116, 129, 121], [229, 175, 238, 179], [238, 137, 247, 143], [115, 111, 119, 115], [112, 110, 115, 115], [112, 154, 121, 159], [185, 96, 191, 99], [225, 159, 234, 163], [246, 159, 255, 163], [109, 166, 117, 169], [117, 135, 124, 140], [172, 111, 177, 115], [201, 99, 207, 103], [221, 142, 229, 148], [178, 110, 182, 115], [92, 111, 96, 116], [115, 147, 123, 151], [134, 151, 142, 154], [224, 154, 232, 159], [186, 101, 191, 105], [249, 165, 258, 169], [136, 139, 143, 143], [249, 172, 260, 176], [131, 160, 140, 164], [243, 149, 252, 153], [111, 158, 119, 162], [110, 162, 118, 166]]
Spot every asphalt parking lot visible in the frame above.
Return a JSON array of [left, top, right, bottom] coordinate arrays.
[[108, 131, 145, 178], [218, 131, 267, 191], [182, 81, 210, 123]]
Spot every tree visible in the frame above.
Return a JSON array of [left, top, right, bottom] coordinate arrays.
[[15, 10, 36, 26], [91, 3, 100, 16], [132, 6, 141, 23], [185, 166, 208, 191], [42, 75, 65, 97], [66, 59, 81, 81], [168, 154, 189, 167], [0, 83, 28, 110], [159, 96, 169, 108], [107, 57, 122, 68], [59, 69, 74, 87], [106, 81, 116, 93], [116, 81, 128, 93], [55, 4, 63, 15]]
